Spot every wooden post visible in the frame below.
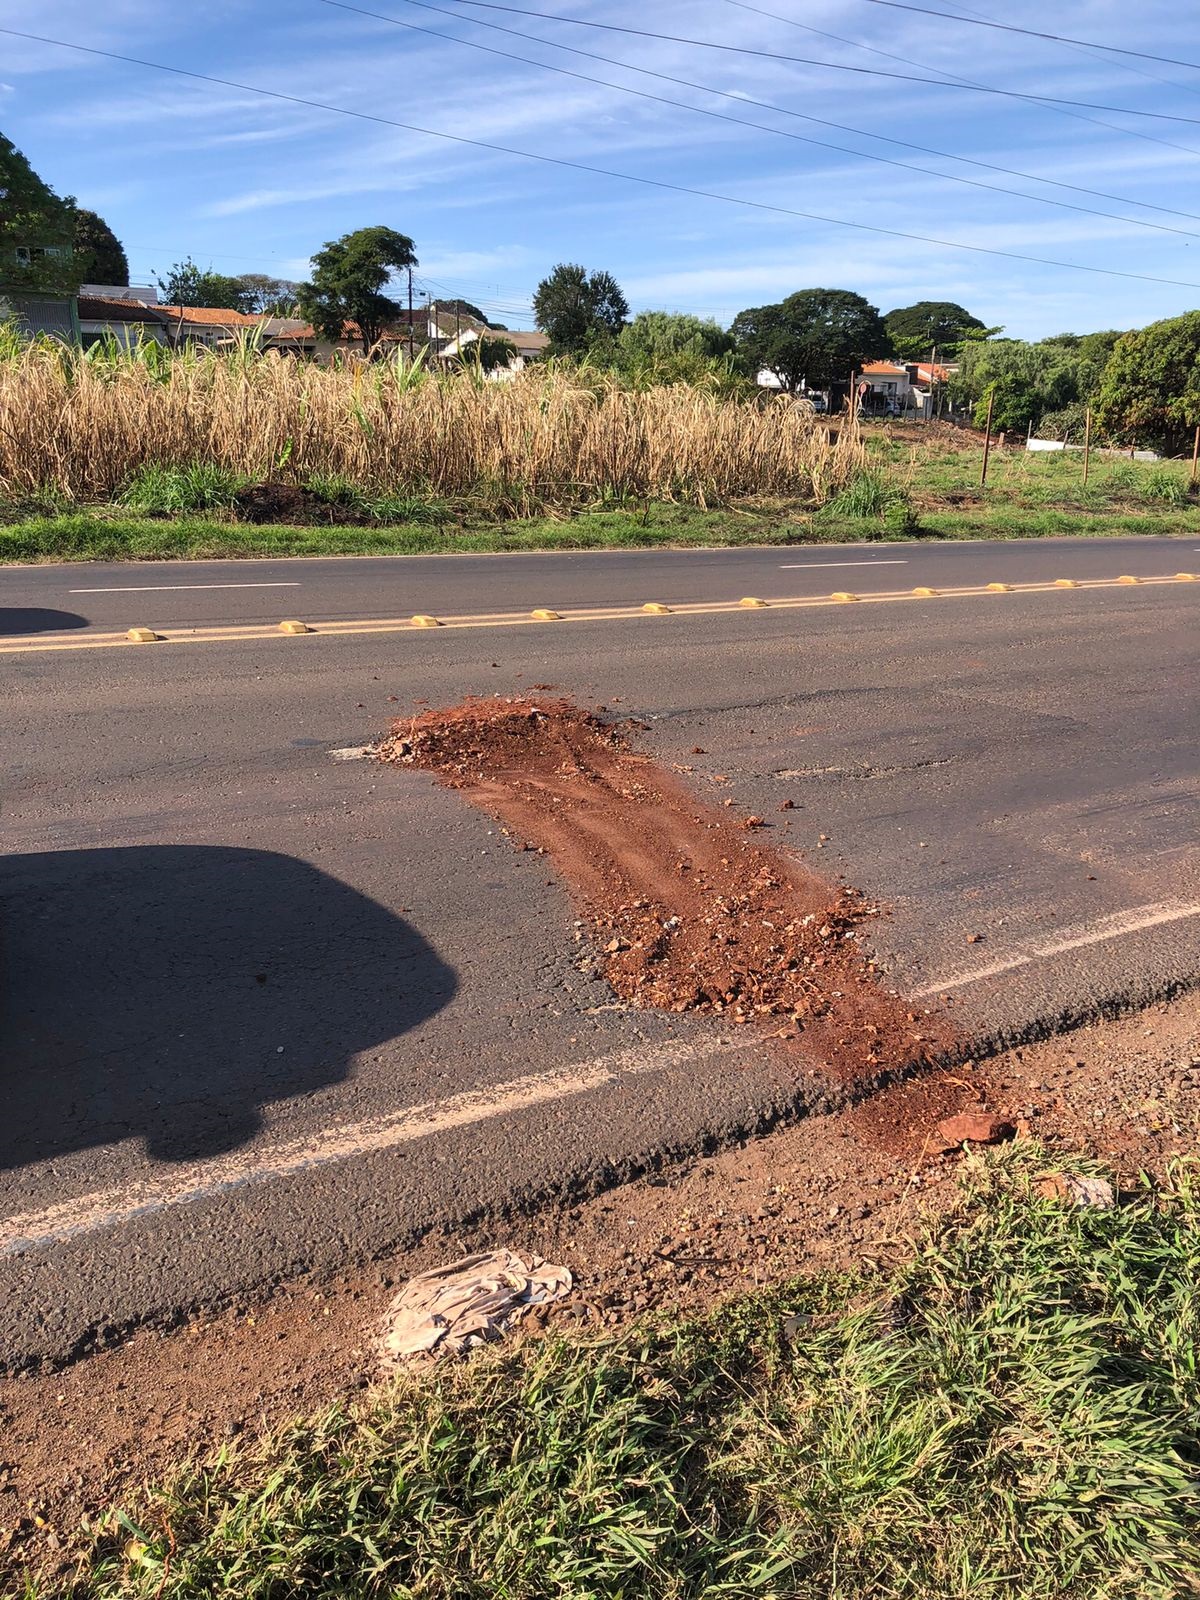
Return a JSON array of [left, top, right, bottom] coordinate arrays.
[[1083, 408, 1092, 486], [1190, 423, 1200, 489], [407, 266, 415, 362], [980, 390, 996, 486]]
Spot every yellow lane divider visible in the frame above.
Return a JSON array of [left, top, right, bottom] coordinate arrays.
[[2, 574, 1193, 656], [912, 586, 939, 597]]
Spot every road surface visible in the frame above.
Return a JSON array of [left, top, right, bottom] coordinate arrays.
[[3, 537, 1198, 1366]]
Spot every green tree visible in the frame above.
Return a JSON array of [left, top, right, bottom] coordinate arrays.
[[613, 310, 742, 387], [952, 333, 1126, 435], [434, 297, 497, 328], [1095, 312, 1200, 452], [156, 258, 254, 311], [730, 288, 889, 391], [0, 132, 77, 296], [235, 273, 301, 316], [73, 209, 128, 286], [298, 226, 417, 355], [883, 300, 991, 361], [459, 334, 518, 372], [532, 263, 628, 355]]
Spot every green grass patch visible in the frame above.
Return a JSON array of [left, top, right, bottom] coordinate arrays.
[[40, 1150, 1200, 1599], [0, 505, 865, 562]]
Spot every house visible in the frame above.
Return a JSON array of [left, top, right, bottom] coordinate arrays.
[[156, 304, 266, 347], [856, 360, 954, 418], [77, 295, 170, 348], [437, 327, 551, 375], [80, 283, 159, 304]]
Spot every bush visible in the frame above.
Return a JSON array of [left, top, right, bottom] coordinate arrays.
[[117, 463, 245, 513]]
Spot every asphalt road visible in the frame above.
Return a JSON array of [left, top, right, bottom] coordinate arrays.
[[5, 534, 1200, 636], [3, 538, 1199, 1366]]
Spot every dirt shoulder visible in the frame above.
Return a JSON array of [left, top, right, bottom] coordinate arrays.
[[4, 985, 1198, 1582]]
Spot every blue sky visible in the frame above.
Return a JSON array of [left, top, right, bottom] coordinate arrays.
[[4, 0, 1200, 336]]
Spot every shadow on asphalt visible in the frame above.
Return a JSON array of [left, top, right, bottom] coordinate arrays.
[[0, 608, 89, 637], [0, 846, 457, 1168]]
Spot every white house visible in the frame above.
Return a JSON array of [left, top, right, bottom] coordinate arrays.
[[438, 327, 551, 376]]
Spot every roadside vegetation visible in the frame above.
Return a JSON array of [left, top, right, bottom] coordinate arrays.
[[30, 1147, 1200, 1600]]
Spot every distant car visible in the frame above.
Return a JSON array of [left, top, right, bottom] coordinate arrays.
[[805, 392, 828, 413]]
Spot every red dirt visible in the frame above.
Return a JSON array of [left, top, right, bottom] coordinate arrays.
[[378, 697, 952, 1084]]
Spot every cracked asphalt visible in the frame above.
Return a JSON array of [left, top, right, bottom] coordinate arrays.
[[2, 538, 1198, 1367]]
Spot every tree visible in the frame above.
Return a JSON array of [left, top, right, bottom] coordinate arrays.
[[0, 132, 78, 296], [951, 332, 1126, 435], [298, 226, 417, 355], [235, 273, 302, 316], [613, 311, 742, 387], [532, 263, 628, 355], [1095, 312, 1200, 453], [434, 297, 496, 328], [156, 258, 254, 311], [617, 310, 735, 364], [884, 300, 991, 361], [459, 334, 518, 372], [730, 288, 889, 392], [73, 209, 128, 286]]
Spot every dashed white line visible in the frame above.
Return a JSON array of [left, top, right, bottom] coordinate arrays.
[[68, 582, 303, 593], [0, 1037, 740, 1255], [778, 559, 909, 569], [911, 901, 1200, 999]]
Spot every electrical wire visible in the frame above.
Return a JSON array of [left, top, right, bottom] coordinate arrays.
[[382, 0, 1200, 224], [439, 0, 1200, 126], [7, 25, 1200, 290], [717, 0, 1200, 153], [331, 0, 1200, 240], [858, 0, 1200, 73]]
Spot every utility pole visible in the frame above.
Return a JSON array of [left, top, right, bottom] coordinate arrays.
[[980, 389, 996, 486], [407, 266, 414, 362], [1083, 407, 1092, 486]]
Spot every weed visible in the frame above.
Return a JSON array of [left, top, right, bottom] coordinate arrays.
[[117, 463, 245, 514], [39, 1150, 1200, 1600]]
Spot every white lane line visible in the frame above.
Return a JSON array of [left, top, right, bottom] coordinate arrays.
[[1, 1036, 739, 1255], [911, 901, 1200, 1000], [68, 582, 303, 594], [778, 559, 909, 569]]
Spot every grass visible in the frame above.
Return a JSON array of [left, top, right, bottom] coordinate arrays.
[[34, 1148, 1200, 1599]]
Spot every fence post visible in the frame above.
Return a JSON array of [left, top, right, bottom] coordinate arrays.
[[1083, 408, 1092, 486], [1191, 423, 1200, 490], [980, 390, 996, 486]]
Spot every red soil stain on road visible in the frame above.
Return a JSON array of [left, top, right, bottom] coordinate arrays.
[[379, 697, 951, 1084]]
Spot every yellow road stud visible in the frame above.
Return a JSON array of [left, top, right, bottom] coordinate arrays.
[[278, 619, 312, 634], [1117, 575, 1141, 584], [1176, 572, 1199, 581], [831, 591, 860, 602], [911, 586, 939, 597], [530, 608, 562, 621], [986, 582, 1012, 592], [739, 596, 768, 608], [641, 602, 672, 614], [126, 626, 162, 643], [410, 614, 442, 628], [1054, 579, 1079, 588]]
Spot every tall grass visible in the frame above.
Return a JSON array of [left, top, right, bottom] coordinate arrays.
[[0, 337, 863, 513]]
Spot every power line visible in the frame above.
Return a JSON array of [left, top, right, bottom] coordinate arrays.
[[8, 26, 1200, 291], [386, 0, 1200, 224], [336, 0, 1200, 240], [718, 0, 1200, 152], [441, 0, 1200, 126], [858, 0, 1200, 73]]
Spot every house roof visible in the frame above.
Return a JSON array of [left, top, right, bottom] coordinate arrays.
[[506, 330, 550, 352], [157, 305, 264, 326], [859, 361, 908, 377], [76, 296, 168, 324]]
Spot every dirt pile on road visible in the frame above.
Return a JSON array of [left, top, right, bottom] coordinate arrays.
[[378, 697, 947, 1081]]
